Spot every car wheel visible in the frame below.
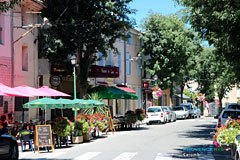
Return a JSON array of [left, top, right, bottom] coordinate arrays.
[[9, 141, 19, 160], [146, 123, 149, 125]]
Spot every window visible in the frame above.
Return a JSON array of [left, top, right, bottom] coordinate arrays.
[[137, 59, 140, 77], [0, 27, 2, 44], [106, 52, 112, 66], [0, 96, 3, 106], [22, 46, 28, 71], [15, 97, 29, 111], [138, 87, 141, 108], [4, 101, 8, 113], [237, 87, 240, 98], [118, 52, 121, 73], [127, 33, 133, 45], [126, 53, 131, 75], [98, 52, 104, 66]]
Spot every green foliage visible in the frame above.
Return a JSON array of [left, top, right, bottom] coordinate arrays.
[[135, 109, 146, 121], [85, 93, 107, 116], [39, 0, 135, 97], [72, 120, 83, 136], [124, 110, 136, 124], [53, 117, 72, 136], [0, 1, 22, 13], [183, 89, 197, 100], [175, 0, 240, 80], [82, 121, 90, 135], [139, 13, 201, 90]]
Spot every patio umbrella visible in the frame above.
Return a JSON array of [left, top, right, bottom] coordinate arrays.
[[23, 98, 63, 124], [13, 85, 52, 96], [87, 100, 105, 107], [38, 86, 71, 97], [0, 83, 32, 97], [88, 85, 138, 100]]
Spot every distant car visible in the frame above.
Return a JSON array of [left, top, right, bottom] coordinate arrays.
[[0, 133, 19, 160], [146, 106, 167, 125], [216, 109, 240, 128], [227, 103, 240, 110], [173, 106, 189, 119], [180, 103, 194, 118], [193, 106, 201, 118], [162, 106, 176, 122]]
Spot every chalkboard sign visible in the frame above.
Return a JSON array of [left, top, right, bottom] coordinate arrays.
[[34, 125, 54, 153]]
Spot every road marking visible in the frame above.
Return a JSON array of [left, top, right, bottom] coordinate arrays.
[[74, 152, 101, 160], [38, 151, 66, 158], [198, 152, 215, 160], [154, 153, 172, 160], [113, 152, 137, 160]]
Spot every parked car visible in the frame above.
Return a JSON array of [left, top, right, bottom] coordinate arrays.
[[180, 103, 194, 118], [234, 135, 240, 160], [146, 106, 167, 125], [227, 103, 240, 110], [173, 106, 189, 119], [216, 109, 240, 128], [193, 106, 201, 118], [162, 106, 176, 122], [0, 132, 19, 160]]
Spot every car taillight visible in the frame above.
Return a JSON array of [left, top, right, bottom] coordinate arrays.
[[146, 114, 149, 119], [166, 111, 169, 115], [218, 118, 221, 128], [161, 113, 163, 117]]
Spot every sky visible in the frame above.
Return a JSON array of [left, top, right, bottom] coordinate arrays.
[[129, 0, 183, 29]]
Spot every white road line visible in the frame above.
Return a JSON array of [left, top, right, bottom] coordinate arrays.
[[73, 152, 101, 160], [38, 151, 66, 158], [154, 153, 172, 160], [113, 152, 137, 160], [198, 152, 215, 160]]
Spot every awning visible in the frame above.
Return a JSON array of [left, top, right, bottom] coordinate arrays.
[[118, 87, 136, 94]]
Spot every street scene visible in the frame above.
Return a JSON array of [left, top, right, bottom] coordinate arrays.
[[1, 0, 240, 160]]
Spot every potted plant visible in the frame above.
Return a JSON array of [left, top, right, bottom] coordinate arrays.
[[53, 117, 72, 146], [124, 110, 137, 128], [82, 121, 91, 142], [89, 113, 107, 137], [213, 119, 240, 158], [72, 120, 83, 144], [135, 108, 146, 122]]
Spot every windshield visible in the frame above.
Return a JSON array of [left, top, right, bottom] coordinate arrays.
[[147, 107, 161, 112], [180, 104, 191, 110], [222, 111, 240, 119], [228, 104, 240, 110], [173, 107, 184, 111]]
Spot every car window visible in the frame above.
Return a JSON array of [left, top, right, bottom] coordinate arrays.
[[173, 107, 184, 111], [222, 111, 240, 119], [162, 108, 167, 111], [147, 108, 161, 112], [228, 104, 240, 110]]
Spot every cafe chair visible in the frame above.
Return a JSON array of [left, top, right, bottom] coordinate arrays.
[[19, 130, 34, 152]]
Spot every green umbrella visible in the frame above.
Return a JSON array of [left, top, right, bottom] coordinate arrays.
[[72, 99, 94, 108], [88, 85, 138, 100], [23, 98, 63, 124], [87, 100, 105, 107], [23, 98, 63, 109], [57, 98, 81, 109]]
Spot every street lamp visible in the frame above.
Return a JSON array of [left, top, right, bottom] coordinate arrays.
[[153, 74, 158, 86], [70, 55, 77, 118]]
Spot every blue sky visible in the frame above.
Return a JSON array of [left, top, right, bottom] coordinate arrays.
[[129, 0, 183, 28]]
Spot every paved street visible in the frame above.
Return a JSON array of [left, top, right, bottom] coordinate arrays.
[[19, 117, 232, 160]]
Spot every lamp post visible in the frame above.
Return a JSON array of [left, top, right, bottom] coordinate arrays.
[[71, 55, 77, 118], [153, 75, 158, 106]]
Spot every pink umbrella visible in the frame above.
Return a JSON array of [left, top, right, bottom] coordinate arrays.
[[13, 85, 52, 97], [0, 83, 32, 97], [38, 86, 71, 97]]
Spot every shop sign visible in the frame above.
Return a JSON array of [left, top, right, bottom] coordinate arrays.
[[89, 65, 119, 78], [50, 75, 62, 87]]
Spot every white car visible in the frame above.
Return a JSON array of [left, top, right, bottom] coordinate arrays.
[[217, 109, 240, 128], [146, 106, 167, 125], [173, 106, 189, 119]]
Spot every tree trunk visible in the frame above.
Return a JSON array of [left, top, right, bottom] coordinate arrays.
[[218, 95, 223, 113], [170, 83, 173, 106], [180, 84, 184, 103]]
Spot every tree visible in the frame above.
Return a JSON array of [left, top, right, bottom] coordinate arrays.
[[175, 0, 240, 80], [39, 0, 135, 97], [139, 13, 199, 101], [0, 0, 22, 13]]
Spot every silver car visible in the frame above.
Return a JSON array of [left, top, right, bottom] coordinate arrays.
[[173, 106, 189, 119], [162, 106, 176, 122]]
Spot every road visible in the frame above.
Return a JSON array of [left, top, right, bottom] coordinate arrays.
[[19, 117, 232, 160]]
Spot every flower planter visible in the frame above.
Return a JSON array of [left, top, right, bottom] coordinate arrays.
[[72, 136, 83, 144], [83, 134, 90, 142]]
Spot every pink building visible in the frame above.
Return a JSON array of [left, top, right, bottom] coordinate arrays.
[[0, 0, 43, 122]]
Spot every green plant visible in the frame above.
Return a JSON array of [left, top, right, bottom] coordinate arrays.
[[125, 110, 137, 124], [82, 121, 90, 135], [84, 93, 107, 116], [88, 113, 107, 132], [53, 117, 72, 137], [72, 120, 83, 136], [135, 108, 146, 121]]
